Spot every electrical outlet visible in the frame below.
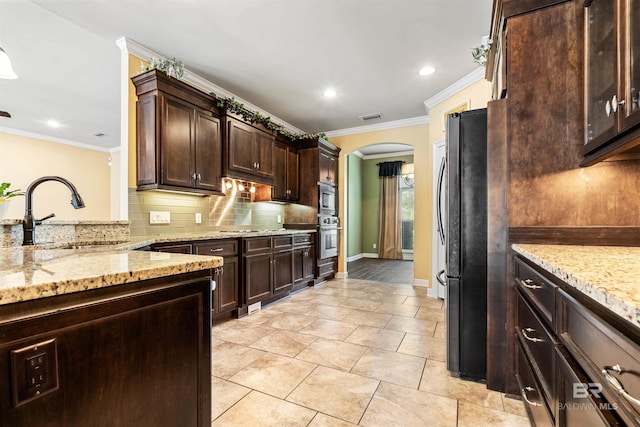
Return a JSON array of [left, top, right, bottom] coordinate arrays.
[[149, 211, 170, 224], [277, 215, 282, 223], [373, 243, 377, 249], [11, 338, 59, 407], [195, 213, 202, 224]]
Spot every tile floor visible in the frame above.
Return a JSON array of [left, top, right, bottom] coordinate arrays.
[[346, 258, 413, 284], [211, 278, 529, 426]]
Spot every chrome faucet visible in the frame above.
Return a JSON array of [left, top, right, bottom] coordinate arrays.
[[22, 176, 86, 246]]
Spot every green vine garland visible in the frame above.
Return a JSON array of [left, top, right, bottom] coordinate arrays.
[[210, 92, 327, 141]]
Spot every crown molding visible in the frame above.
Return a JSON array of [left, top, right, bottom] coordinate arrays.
[[359, 150, 414, 160], [324, 115, 429, 138], [423, 67, 485, 114], [0, 126, 113, 152], [351, 150, 365, 159], [116, 37, 306, 136]]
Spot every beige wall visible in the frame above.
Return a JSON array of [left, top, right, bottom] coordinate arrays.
[[0, 131, 111, 220], [330, 77, 491, 287]]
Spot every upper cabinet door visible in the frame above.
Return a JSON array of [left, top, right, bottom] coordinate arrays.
[[195, 112, 223, 193], [227, 119, 257, 175], [162, 95, 195, 188], [621, 0, 640, 130], [585, 0, 616, 145], [253, 130, 275, 178]]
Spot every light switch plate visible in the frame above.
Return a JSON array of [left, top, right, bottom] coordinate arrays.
[[195, 213, 202, 224], [150, 211, 170, 224]]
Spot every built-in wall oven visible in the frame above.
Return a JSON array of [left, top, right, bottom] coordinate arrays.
[[319, 214, 339, 259], [318, 183, 337, 216]]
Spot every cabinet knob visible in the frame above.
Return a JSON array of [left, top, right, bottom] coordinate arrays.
[[601, 364, 640, 407], [521, 327, 544, 343], [520, 278, 542, 290], [521, 387, 541, 407], [611, 94, 625, 113], [606, 99, 612, 117], [192, 173, 197, 180], [210, 248, 224, 252], [197, 173, 202, 180]]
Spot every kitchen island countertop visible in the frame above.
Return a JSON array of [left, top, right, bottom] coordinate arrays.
[[0, 246, 222, 306], [512, 243, 640, 328]]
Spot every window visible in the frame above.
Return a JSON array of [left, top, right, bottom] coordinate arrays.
[[400, 178, 414, 252]]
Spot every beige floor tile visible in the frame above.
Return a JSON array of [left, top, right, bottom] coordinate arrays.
[[211, 341, 266, 379], [228, 353, 317, 399], [261, 312, 318, 331], [309, 294, 344, 307], [502, 394, 528, 417], [296, 338, 368, 371], [305, 304, 354, 321], [342, 309, 392, 328], [434, 321, 446, 338], [212, 390, 316, 426], [393, 286, 428, 297], [365, 293, 408, 304], [308, 413, 358, 426], [271, 299, 317, 315], [211, 377, 251, 420], [338, 297, 382, 311], [249, 329, 318, 357], [360, 382, 458, 427], [385, 315, 438, 336], [415, 307, 446, 321], [287, 366, 380, 424], [344, 325, 405, 351], [236, 308, 284, 325], [457, 401, 530, 427], [375, 302, 420, 318], [351, 347, 426, 389], [419, 359, 504, 410], [403, 296, 445, 309], [300, 318, 358, 340], [397, 333, 446, 361], [213, 322, 274, 346]]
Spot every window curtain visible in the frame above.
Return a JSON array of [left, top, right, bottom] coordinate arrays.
[[378, 161, 403, 260]]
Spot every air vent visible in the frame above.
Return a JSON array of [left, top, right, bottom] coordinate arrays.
[[91, 131, 105, 137], [0, 111, 11, 118], [359, 112, 383, 121]]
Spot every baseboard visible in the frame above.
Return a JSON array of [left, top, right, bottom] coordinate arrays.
[[413, 279, 429, 288], [335, 271, 348, 279], [362, 253, 378, 258], [346, 254, 363, 262]]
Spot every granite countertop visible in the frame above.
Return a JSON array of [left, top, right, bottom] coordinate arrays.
[[512, 244, 640, 327], [0, 246, 223, 306]]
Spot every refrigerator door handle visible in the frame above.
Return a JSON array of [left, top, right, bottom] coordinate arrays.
[[436, 156, 446, 246], [436, 269, 447, 286]]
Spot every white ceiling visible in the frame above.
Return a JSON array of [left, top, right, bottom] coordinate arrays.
[[0, 0, 492, 151]]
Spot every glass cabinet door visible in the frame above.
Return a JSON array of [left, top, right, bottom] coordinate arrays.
[[624, 0, 640, 122], [585, 0, 616, 144]]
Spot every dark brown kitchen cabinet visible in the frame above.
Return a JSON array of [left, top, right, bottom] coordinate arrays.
[[194, 240, 239, 317], [319, 148, 338, 186], [273, 141, 299, 201], [225, 116, 275, 185], [150, 242, 193, 254], [298, 137, 341, 208], [582, 0, 640, 165], [132, 69, 224, 195], [243, 236, 293, 306], [514, 254, 638, 426], [293, 233, 315, 291]]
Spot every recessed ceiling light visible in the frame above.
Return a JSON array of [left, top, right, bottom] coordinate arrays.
[[46, 119, 61, 128], [418, 66, 436, 76], [322, 89, 337, 98]]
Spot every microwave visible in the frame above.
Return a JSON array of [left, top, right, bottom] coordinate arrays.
[[318, 183, 336, 215]]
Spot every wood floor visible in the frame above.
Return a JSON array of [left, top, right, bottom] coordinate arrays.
[[346, 258, 413, 285]]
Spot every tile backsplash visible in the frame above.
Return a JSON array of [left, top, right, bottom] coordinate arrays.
[[128, 183, 285, 236]]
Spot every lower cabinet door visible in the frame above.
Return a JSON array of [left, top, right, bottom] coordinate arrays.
[[217, 256, 238, 313], [245, 253, 272, 305], [515, 337, 554, 427], [273, 250, 293, 293], [555, 346, 623, 427]]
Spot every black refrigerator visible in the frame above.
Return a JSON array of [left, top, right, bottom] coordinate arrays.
[[441, 108, 487, 381]]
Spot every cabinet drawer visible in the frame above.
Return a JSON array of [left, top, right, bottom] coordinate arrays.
[[152, 243, 193, 254], [193, 239, 238, 256], [515, 256, 557, 327], [293, 233, 313, 246], [515, 338, 554, 427], [273, 235, 293, 250], [516, 290, 556, 408], [557, 290, 640, 424], [243, 237, 272, 254]]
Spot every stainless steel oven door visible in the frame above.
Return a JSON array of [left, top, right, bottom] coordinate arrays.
[[319, 226, 339, 259]]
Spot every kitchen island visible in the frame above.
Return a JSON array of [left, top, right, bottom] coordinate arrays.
[[0, 245, 222, 427]]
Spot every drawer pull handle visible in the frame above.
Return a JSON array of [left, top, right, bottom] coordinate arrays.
[[602, 364, 640, 407], [210, 248, 224, 252], [520, 278, 542, 290], [521, 387, 541, 407], [522, 328, 544, 343]]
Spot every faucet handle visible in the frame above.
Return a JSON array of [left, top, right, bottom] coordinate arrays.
[[36, 213, 56, 225]]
